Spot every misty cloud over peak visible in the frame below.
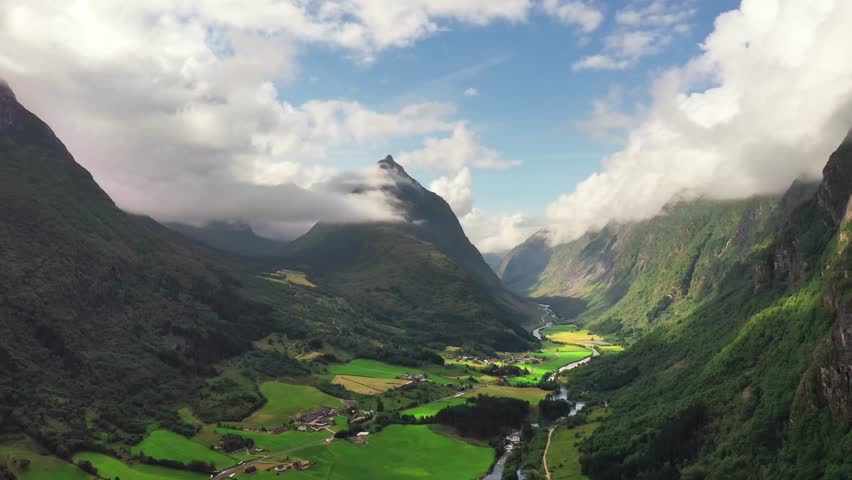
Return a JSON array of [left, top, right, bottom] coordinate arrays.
[[546, 0, 852, 245]]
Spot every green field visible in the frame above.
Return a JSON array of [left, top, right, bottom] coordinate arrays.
[[72, 452, 205, 480], [215, 428, 329, 454], [0, 437, 90, 480], [402, 385, 551, 419], [546, 410, 607, 480], [251, 424, 493, 480], [508, 345, 592, 386], [241, 382, 343, 428], [540, 326, 603, 344], [130, 430, 234, 469], [402, 397, 467, 419], [327, 359, 456, 387], [329, 359, 422, 379]]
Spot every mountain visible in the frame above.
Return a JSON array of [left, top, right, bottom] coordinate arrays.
[[280, 156, 536, 352], [0, 80, 292, 454], [165, 221, 289, 258], [501, 135, 852, 478], [500, 196, 783, 336]]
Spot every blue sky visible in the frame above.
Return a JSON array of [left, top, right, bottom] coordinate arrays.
[[9, 1, 847, 253], [283, 0, 740, 215]]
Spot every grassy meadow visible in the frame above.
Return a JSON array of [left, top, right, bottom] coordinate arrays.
[[546, 409, 608, 480], [130, 430, 234, 469], [215, 428, 329, 454], [241, 382, 343, 428], [402, 385, 550, 419], [247, 425, 494, 480], [0, 437, 90, 480], [332, 375, 410, 394], [72, 452, 205, 480], [541, 326, 604, 344], [261, 269, 317, 287], [327, 359, 457, 392], [509, 345, 592, 386]]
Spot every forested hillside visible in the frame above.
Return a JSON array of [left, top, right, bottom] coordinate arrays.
[[502, 135, 852, 478], [281, 156, 537, 352]]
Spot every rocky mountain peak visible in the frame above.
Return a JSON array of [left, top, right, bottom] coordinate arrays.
[[0, 78, 17, 130], [377, 154, 415, 182], [816, 132, 852, 227]]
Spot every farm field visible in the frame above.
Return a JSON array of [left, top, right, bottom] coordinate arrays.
[[509, 345, 592, 386], [130, 429, 234, 469], [546, 409, 607, 480], [332, 375, 410, 394], [215, 428, 329, 454], [541, 326, 604, 345], [248, 424, 493, 480], [71, 452, 205, 480], [468, 385, 550, 403], [402, 385, 551, 419], [241, 382, 343, 428], [327, 359, 456, 389], [402, 397, 467, 419], [600, 345, 625, 354], [261, 269, 317, 287], [0, 437, 89, 480]]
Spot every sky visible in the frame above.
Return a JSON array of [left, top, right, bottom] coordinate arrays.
[[3, 0, 852, 253]]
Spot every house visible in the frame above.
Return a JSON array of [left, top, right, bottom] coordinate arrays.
[[356, 431, 370, 437], [273, 464, 288, 472], [244, 466, 257, 474], [297, 425, 307, 431], [295, 460, 313, 470]]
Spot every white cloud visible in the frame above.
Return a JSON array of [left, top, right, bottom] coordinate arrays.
[[571, 86, 641, 143], [548, 0, 852, 244], [461, 209, 545, 254], [430, 168, 474, 217], [541, 0, 605, 33], [572, 54, 631, 71], [615, 0, 696, 28], [398, 123, 521, 171], [464, 87, 480, 97], [573, 0, 696, 70], [429, 168, 542, 253], [1, 0, 506, 237]]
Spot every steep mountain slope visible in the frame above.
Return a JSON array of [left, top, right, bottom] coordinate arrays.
[[502, 196, 784, 337], [165, 221, 289, 258], [281, 157, 536, 352], [0, 81, 295, 455], [539, 137, 852, 479]]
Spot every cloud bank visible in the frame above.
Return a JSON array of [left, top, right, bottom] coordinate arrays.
[[549, 0, 852, 244]]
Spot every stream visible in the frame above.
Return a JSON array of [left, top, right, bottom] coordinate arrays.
[[482, 305, 594, 480]]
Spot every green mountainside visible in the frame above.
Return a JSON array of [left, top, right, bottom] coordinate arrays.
[[280, 156, 536, 352], [501, 136, 852, 478], [165, 221, 289, 259], [0, 83, 536, 471], [0, 81, 284, 454]]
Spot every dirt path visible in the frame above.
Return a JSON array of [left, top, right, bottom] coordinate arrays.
[[543, 427, 556, 480]]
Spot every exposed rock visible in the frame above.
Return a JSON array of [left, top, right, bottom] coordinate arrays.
[[816, 134, 852, 227]]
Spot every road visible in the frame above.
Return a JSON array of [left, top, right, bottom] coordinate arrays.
[[543, 427, 556, 480], [212, 436, 331, 480]]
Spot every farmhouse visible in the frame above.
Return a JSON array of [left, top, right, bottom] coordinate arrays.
[[295, 460, 313, 470], [397, 373, 427, 382]]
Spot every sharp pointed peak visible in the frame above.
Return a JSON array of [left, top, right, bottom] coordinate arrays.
[[0, 78, 15, 100], [377, 154, 414, 181]]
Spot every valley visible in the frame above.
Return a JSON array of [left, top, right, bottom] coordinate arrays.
[[9, 301, 614, 480]]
